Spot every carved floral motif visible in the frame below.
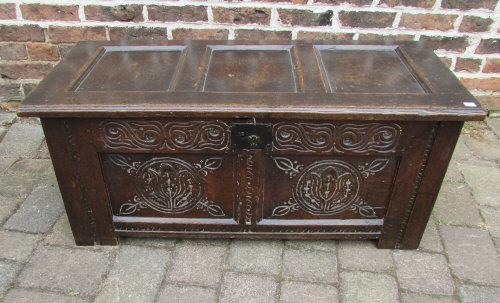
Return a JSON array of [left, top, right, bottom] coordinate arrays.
[[110, 154, 226, 217], [100, 120, 230, 151], [271, 157, 390, 218]]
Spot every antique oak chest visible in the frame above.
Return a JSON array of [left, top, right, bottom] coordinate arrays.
[[18, 40, 486, 249]]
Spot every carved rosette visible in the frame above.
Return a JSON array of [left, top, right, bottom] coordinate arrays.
[[272, 122, 401, 153], [271, 157, 389, 218], [99, 120, 230, 151], [109, 154, 226, 217]]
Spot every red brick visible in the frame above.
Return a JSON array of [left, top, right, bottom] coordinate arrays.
[[0, 63, 54, 80], [296, 32, 354, 40], [0, 43, 28, 60], [251, 0, 307, 3], [476, 95, 500, 111], [358, 34, 414, 41], [483, 58, 500, 73], [339, 11, 396, 28], [455, 58, 481, 72], [0, 82, 21, 99], [172, 29, 229, 40], [316, 0, 373, 4], [442, 0, 497, 10], [148, 5, 207, 22], [459, 16, 493, 33], [20, 4, 79, 21], [420, 36, 468, 52], [0, 25, 44, 42], [475, 39, 500, 54], [27, 43, 60, 61], [0, 3, 16, 19], [213, 7, 270, 25], [22, 82, 38, 96], [379, 0, 436, 8], [47, 27, 107, 43], [85, 5, 143, 22], [109, 27, 168, 40], [57, 44, 75, 59], [400, 14, 457, 31], [279, 9, 332, 26], [438, 56, 453, 68], [235, 29, 292, 40], [460, 77, 500, 92]]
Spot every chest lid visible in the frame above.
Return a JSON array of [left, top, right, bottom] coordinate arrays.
[[18, 40, 486, 121]]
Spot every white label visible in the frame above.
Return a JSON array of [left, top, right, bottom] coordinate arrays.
[[463, 102, 477, 107]]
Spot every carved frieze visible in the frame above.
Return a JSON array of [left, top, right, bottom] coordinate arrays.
[[100, 120, 230, 151], [272, 122, 401, 153]]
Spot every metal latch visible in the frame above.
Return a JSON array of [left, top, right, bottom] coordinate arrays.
[[231, 124, 272, 150]]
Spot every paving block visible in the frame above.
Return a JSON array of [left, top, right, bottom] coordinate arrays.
[[0, 230, 40, 262], [36, 140, 50, 159], [440, 225, 500, 286], [443, 160, 464, 182], [401, 292, 458, 303], [460, 164, 500, 208], [280, 281, 339, 303], [178, 238, 229, 247], [285, 239, 336, 252], [393, 250, 455, 295], [418, 220, 444, 253], [486, 118, 500, 138], [166, 243, 226, 288], [480, 207, 500, 238], [220, 272, 278, 303], [44, 214, 75, 246], [433, 183, 483, 227], [340, 271, 398, 303], [451, 137, 475, 161], [0, 175, 37, 199], [0, 261, 21, 296], [94, 245, 170, 303], [120, 236, 177, 249], [157, 284, 217, 303], [282, 249, 337, 284], [459, 284, 500, 303], [338, 240, 393, 272], [0, 112, 17, 126], [17, 246, 112, 296], [0, 196, 23, 225], [6, 158, 53, 177], [228, 240, 283, 276], [464, 129, 500, 161], [1, 288, 88, 303], [4, 186, 64, 233], [0, 157, 16, 173], [0, 123, 44, 158], [0, 126, 5, 138]]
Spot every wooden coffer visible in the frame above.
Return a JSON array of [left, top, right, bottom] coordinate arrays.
[[17, 40, 486, 249]]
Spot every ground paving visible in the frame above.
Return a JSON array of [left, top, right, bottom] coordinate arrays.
[[0, 115, 499, 302]]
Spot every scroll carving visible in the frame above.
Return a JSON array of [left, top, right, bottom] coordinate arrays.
[[110, 154, 226, 217], [271, 157, 389, 218], [272, 122, 401, 153], [100, 120, 230, 151]]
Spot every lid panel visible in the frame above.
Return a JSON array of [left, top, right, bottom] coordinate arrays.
[[203, 45, 298, 93], [74, 46, 186, 92], [316, 45, 426, 93]]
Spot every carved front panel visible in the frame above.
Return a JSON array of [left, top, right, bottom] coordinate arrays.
[[100, 153, 235, 220], [263, 155, 398, 220]]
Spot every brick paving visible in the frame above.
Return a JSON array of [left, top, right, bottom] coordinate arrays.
[[0, 115, 499, 303]]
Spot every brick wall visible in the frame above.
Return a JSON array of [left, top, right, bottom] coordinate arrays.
[[1, 0, 499, 112]]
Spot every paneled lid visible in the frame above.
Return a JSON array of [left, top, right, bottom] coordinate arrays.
[[18, 40, 486, 121]]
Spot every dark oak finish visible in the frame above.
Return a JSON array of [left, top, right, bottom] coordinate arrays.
[[19, 40, 486, 248]]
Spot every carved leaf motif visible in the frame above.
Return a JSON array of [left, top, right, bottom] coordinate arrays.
[[108, 154, 137, 174], [272, 157, 303, 178], [356, 205, 377, 218], [360, 158, 390, 178], [195, 157, 224, 176], [205, 204, 226, 217], [272, 205, 293, 217], [119, 202, 139, 215]]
